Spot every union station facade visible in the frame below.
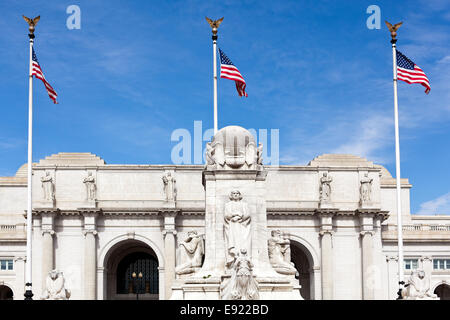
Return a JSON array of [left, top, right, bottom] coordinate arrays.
[[0, 127, 449, 300]]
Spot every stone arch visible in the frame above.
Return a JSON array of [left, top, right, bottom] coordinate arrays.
[[0, 284, 14, 300], [288, 235, 319, 268], [433, 282, 450, 300], [288, 235, 320, 300], [98, 234, 164, 300], [99, 233, 164, 270]]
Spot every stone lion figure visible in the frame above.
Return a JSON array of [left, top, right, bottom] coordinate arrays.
[[401, 270, 439, 300], [41, 269, 71, 300]]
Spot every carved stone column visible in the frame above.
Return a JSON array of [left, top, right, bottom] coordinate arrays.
[[41, 211, 56, 292], [318, 210, 334, 300], [359, 211, 375, 300], [360, 231, 375, 300], [386, 255, 398, 300], [82, 211, 98, 300], [162, 210, 178, 299]]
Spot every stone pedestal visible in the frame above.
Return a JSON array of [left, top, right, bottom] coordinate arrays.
[[171, 126, 302, 300]]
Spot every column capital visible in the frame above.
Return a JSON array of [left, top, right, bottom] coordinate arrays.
[[41, 229, 55, 236], [83, 229, 98, 237], [420, 255, 433, 262], [14, 256, 26, 262], [319, 229, 334, 237], [359, 230, 375, 237], [385, 255, 398, 262], [162, 229, 177, 236]]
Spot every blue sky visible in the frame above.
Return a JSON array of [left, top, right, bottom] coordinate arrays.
[[0, 0, 449, 214]]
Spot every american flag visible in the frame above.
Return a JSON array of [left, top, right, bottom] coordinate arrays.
[[396, 50, 430, 94], [32, 48, 58, 104], [219, 48, 248, 97]]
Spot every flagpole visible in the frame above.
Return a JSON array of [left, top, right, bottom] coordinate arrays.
[[387, 21, 405, 299], [206, 17, 223, 135], [213, 34, 218, 134], [23, 15, 39, 300]]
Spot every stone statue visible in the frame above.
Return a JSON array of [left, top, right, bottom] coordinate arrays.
[[205, 142, 215, 165], [245, 141, 257, 169], [176, 231, 204, 275], [162, 172, 177, 202], [83, 172, 96, 201], [268, 230, 297, 275], [402, 270, 439, 300], [256, 143, 263, 165], [214, 141, 226, 167], [360, 173, 373, 205], [221, 249, 259, 300], [41, 171, 55, 201], [224, 190, 251, 268], [41, 270, 71, 300], [319, 172, 332, 202]]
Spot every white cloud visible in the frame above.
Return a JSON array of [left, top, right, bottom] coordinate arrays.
[[417, 192, 450, 215], [331, 115, 393, 163]]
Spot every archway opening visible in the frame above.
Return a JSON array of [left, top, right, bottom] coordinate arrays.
[[0, 285, 13, 300], [105, 240, 159, 300], [434, 284, 450, 300], [290, 241, 314, 300]]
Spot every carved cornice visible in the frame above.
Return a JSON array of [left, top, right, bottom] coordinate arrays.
[[315, 208, 338, 216], [267, 208, 315, 216], [160, 209, 180, 217], [30, 208, 60, 217], [79, 209, 101, 216], [102, 210, 159, 216]]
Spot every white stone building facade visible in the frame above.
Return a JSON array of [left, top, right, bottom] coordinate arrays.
[[0, 129, 449, 300]]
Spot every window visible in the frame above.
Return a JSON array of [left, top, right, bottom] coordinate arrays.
[[0, 260, 13, 271], [404, 259, 418, 270], [433, 259, 450, 270]]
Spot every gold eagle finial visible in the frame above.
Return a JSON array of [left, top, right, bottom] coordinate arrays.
[[385, 21, 403, 40], [205, 17, 224, 35], [23, 15, 40, 34]]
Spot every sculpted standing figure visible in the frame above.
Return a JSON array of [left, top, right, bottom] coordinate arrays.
[[268, 230, 296, 275], [224, 190, 251, 267], [176, 231, 204, 275], [360, 173, 373, 204], [41, 270, 71, 300], [319, 172, 333, 202], [83, 172, 96, 200], [41, 171, 55, 201], [402, 270, 439, 300], [162, 172, 177, 201]]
